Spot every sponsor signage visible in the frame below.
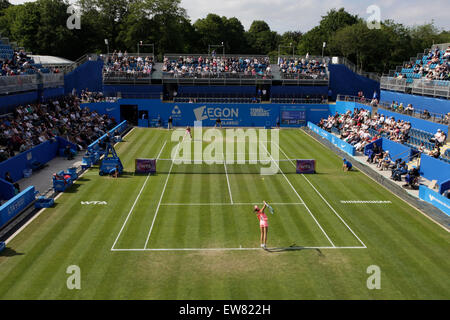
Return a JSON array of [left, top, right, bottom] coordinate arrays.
[[135, 159, 157, 174], [296, 159, 316, 174]]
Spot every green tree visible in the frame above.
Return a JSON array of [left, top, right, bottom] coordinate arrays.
[[246, 20, 279, 55], [297, 8, 358, 56]]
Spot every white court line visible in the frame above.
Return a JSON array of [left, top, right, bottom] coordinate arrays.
[[223, 154, 234, 204], [143, 136, 185, 249], [111, 140, 167, 250], [111, 246, 366, 252], [160, 203, 304, 206], [260, 142, 336, 247], [273, 139, 367, 248]]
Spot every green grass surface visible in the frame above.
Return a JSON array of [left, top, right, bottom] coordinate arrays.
[[0, 128, 449, 299]]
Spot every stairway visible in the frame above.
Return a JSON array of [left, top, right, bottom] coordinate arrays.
[[270, 64, 282, 81]]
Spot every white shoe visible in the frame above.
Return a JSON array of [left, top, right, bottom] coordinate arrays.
[[260, 244, 264, 248]]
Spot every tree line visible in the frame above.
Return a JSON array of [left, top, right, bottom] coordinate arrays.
[[0, 0, 448, 74]]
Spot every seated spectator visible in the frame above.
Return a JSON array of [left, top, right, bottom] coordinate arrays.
[[4, 172, 20, 193], [428, 145, 441, 159], [391, 161, 408, 181], [377, 151, 391, 170], [422, 109, 431, 119], [429, 129, 446, 147], [403, 167, 420, 190], [64, 145, 74, 160]]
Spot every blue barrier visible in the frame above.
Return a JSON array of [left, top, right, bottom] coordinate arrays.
[[0, 186, 36, 229], [83, 100, 330, 128], [0, 91, 39, 115], [381, 90, 450, 116], [381, 138, 413, 162], [64, 59, 104, 95], [0, 178, 15, 201], [420, 154, 450, 186], [419, 185, 450, 216], [328, 64, 380, 101], [81, 102, 121, 123], [364, 139, 382, 156], [0, 137, 77, 185], [307, 122, 356, 156]]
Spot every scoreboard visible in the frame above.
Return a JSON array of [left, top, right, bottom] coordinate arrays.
[[281, 110, 306, 125]]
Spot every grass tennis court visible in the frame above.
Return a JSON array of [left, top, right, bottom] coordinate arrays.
[[0, 128, 449, 299]]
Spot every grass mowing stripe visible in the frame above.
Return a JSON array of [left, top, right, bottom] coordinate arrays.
[[259, 140, 335, 247], [273, 138, 366, 248], [111, 139, 167, 250], [144, 135, 184, 249]]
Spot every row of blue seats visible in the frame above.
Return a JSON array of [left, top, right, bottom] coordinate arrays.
[[410, 128, 434, 140], [408, 137, 434, 150]]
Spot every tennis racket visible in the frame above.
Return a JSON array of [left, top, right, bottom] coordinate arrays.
[[264, 201, 275, 215]]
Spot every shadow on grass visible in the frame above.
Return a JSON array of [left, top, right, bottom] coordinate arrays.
[[0, 247, 24, 257], [61, 183, 81, 193], [265, 245, 324, 256]]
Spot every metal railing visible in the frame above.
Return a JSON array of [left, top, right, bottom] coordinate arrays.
[[431, 43, 450, 51], [41, 73, 64, 88], [0, 75, 39, 94], [161, 71, 273, 85], [411, 79, 450, 99], [164, 53, 270, 60], [380, 76, 407, 92], [103, 71, 155, 84]]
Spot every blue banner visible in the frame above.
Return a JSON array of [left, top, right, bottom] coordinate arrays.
[[419, 185, 450, 216], [82, 100, 330, 128], [420, 154, 450, 185], [0, 186, 36, 229], [307, 122, 356, 156]]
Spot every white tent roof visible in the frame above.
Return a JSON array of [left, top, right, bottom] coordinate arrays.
[[29, 55, 74, 65]]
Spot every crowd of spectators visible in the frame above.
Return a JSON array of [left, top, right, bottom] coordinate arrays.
[[162, 55, 272, 78], [0, 49, 60, 76], [398, 46, 450, 81], [80, 89, 117, 103], [319, 108, 447, 163], [318, 109, 429, 188], [103, 50, 155, 78], [0, 96, 117, 163], [278, 56, 328, 79]]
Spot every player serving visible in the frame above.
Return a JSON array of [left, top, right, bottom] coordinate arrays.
[[254, 201, 270, 249]]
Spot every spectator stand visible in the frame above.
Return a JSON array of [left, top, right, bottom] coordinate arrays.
[[102, 52, 156, 85], [277, 55, 330, 86], [381, 43, 450, 99], [162, 54, 273, 85]]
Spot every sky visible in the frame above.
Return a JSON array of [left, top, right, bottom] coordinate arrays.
[[10, 0, 450, 34]]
